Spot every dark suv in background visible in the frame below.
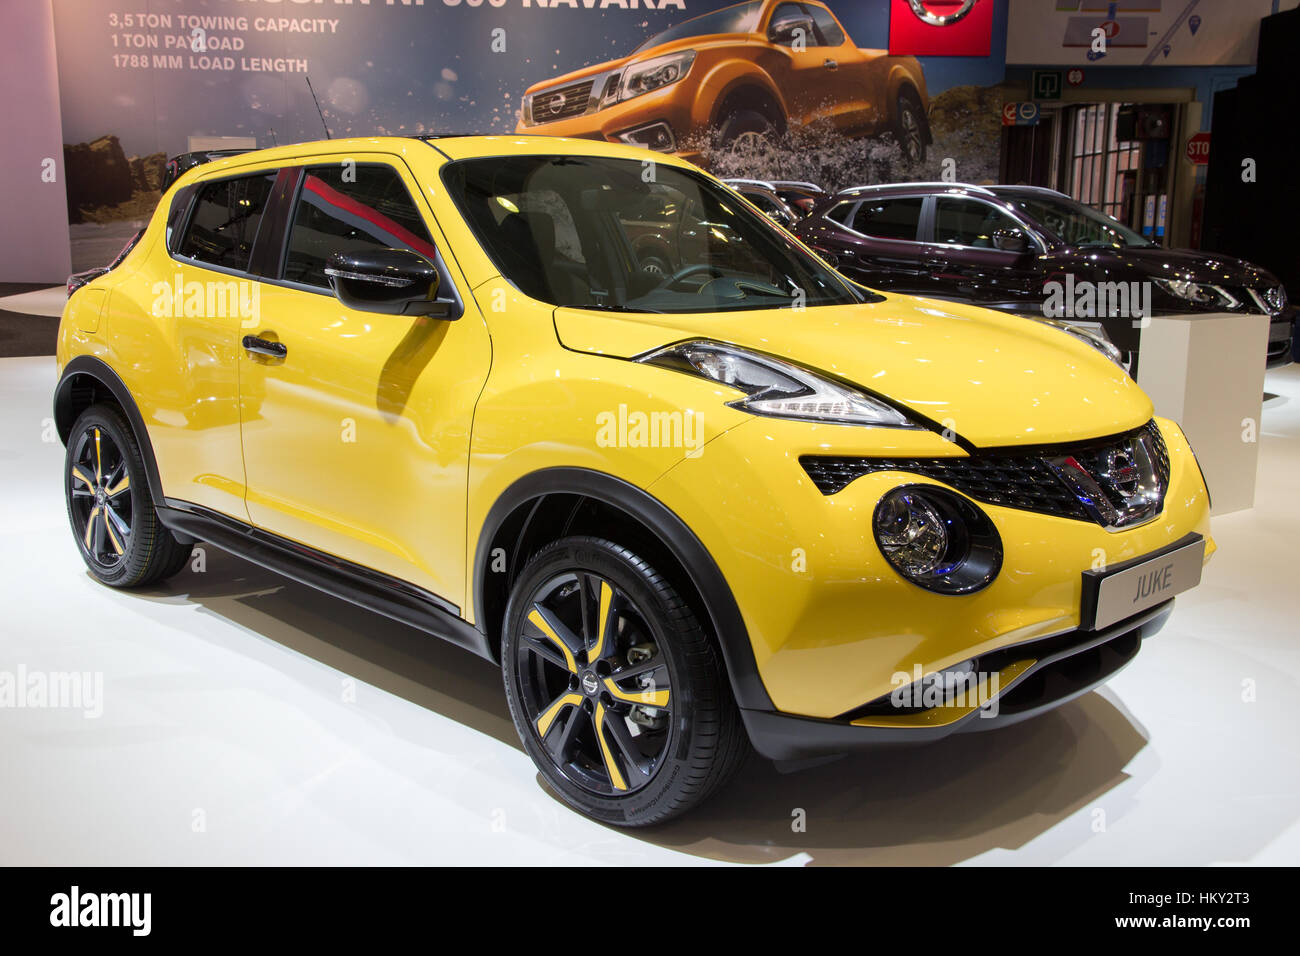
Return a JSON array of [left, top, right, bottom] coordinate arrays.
[[796, 183, 1294, 370]]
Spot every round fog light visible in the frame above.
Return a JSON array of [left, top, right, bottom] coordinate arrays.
[[874, 490, 948, 576], [873, 485, 1002, 594]]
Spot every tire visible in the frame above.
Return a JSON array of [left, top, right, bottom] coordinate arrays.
[[893, 88, 928, 163], [715, 108, 779, 155], [501, 536, 748, 826], [64, 403, 192, 588]]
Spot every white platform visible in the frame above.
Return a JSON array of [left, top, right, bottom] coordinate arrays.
[[1138, 312, 1269, 515], [1, 354, 1298, 865]]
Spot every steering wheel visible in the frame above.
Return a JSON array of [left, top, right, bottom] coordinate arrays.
[[662, 264, 727, 291]]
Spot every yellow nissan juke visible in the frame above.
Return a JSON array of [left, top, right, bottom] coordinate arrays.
[[56, 135, 1212, 826]]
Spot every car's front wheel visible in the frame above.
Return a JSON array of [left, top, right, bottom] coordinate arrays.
[[64, 404, 192, 588], [501, 536, 747, 826]]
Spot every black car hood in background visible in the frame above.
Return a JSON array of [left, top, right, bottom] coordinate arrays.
[[1046, 244, 1280, 291]]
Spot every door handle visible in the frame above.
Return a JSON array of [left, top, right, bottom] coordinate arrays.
[[823, 58, 839, 70], [242, 334, 287, 358]]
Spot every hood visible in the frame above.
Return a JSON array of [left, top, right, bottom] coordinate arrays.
[[1064, 245, 1279, 289], [554, 295, 1152, 448]]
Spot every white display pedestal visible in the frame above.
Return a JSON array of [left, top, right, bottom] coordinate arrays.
[[1137, 312, 1268, 516]]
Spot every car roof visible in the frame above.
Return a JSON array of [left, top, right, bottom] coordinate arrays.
[[986, 185, 1074, 200], [837, 182, 1000, 199], [177, 134, 698, 184]]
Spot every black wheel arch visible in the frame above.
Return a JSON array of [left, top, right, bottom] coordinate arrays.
[[54, 355, 167, 510], [474, 467, 774, 711], [711, 81, 788, 136]]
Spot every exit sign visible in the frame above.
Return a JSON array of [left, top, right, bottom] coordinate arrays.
[[1032, 70, 1063, 100]]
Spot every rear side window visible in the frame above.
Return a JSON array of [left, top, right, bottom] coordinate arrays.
[[806, 4, 846, 45], [934, 198, 1022, 248], [177, 173, 276, 271], [851, 197, 923, 241], [282, 163, 436, 289]]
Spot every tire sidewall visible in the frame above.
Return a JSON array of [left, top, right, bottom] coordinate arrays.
[[65, 406, 152, 587], [501, 537, 705, 826]]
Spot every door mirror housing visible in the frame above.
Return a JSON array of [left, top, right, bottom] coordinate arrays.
[[324, 248, 458, 318], [769, 14, 816, 47], [992, 228, 1029, 254]]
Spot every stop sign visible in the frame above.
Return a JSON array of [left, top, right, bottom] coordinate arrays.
[[1185, 132, 1212, 165]]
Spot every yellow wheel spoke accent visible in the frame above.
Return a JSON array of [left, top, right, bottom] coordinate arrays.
[[535, 692, 583, 738], [593, 702, 628, 791], [94, 429, 103, 482], [603, 677, 669, 709], [104, 519, 124, 555], [589, 580, 613, 661], [106, 474, 130, 497], [83, 506, 100, 549], [527, 608, 578, 674], [71, 467, 95, 489]]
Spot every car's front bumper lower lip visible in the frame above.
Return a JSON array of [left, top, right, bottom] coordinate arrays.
[[739, 599, 1174, 762]]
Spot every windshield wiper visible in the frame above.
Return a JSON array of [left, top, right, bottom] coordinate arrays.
[[563, 302, 664, 314]]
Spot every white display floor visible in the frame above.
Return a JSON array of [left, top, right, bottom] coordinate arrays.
[[2, 354, 1298, 865]]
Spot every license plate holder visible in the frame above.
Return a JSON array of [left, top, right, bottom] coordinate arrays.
[[1080, 533, 1205, 631]]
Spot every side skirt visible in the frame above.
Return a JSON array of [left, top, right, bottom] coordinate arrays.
[[157, 500, 493, 661]]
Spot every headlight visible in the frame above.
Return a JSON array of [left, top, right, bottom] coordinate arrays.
[[617, 51, 695, 102], [1154, 278, 1240, 310], [873, 486, 1002, 594], [637, 340, 915, 427], [1056, 322, 1124, 368]]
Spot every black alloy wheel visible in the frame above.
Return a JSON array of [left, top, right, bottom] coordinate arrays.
[[502, 536, 747, 826], [64, 404, 193, 588]]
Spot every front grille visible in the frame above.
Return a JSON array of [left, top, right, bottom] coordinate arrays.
[[800, 420, 1169, 526], [529, 81, 593, 122]]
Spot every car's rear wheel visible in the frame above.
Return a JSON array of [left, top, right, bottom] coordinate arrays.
[[64, 404, 192, 588], [893, 89, 928, 163], [501, 536, 747, 826]]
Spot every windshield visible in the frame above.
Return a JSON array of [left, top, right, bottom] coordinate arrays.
[[443, 155, 864, 314], [999, 192, 1154, 248], [633, 1, 762, 52]]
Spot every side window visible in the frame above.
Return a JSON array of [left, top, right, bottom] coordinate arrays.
[[826, 200, 858, 226], [934, 198, 1023, 248], [851, 197, 924, 241], [283, 163, 436, 289], [769, 2, 820, 47], [806, 4, 846, 46], [165, 184, 197, 255], [177, 173, 276, 271]]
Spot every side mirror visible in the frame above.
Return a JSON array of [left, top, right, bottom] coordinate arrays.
[[992, 228, 1029, 254], [324, 248, 458, 318], [769, 15, 816, 47]]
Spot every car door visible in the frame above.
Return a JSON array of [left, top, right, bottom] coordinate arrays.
[[139, 170, 279, 521], [923, 196, 1045, 310], [829, 195, 931, 294], [237, 155, 491, 607], [764, 2, 860, 130]]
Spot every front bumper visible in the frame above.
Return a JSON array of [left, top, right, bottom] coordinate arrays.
[[649, 415, 1212, 721], [516, 82, 705, 162], [1267, 309, 1294, 367], [740, 600, 1172, 761]]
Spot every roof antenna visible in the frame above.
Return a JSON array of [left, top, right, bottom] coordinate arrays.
[[305, 76, 331, 139], [268, 127, 278, 147]]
